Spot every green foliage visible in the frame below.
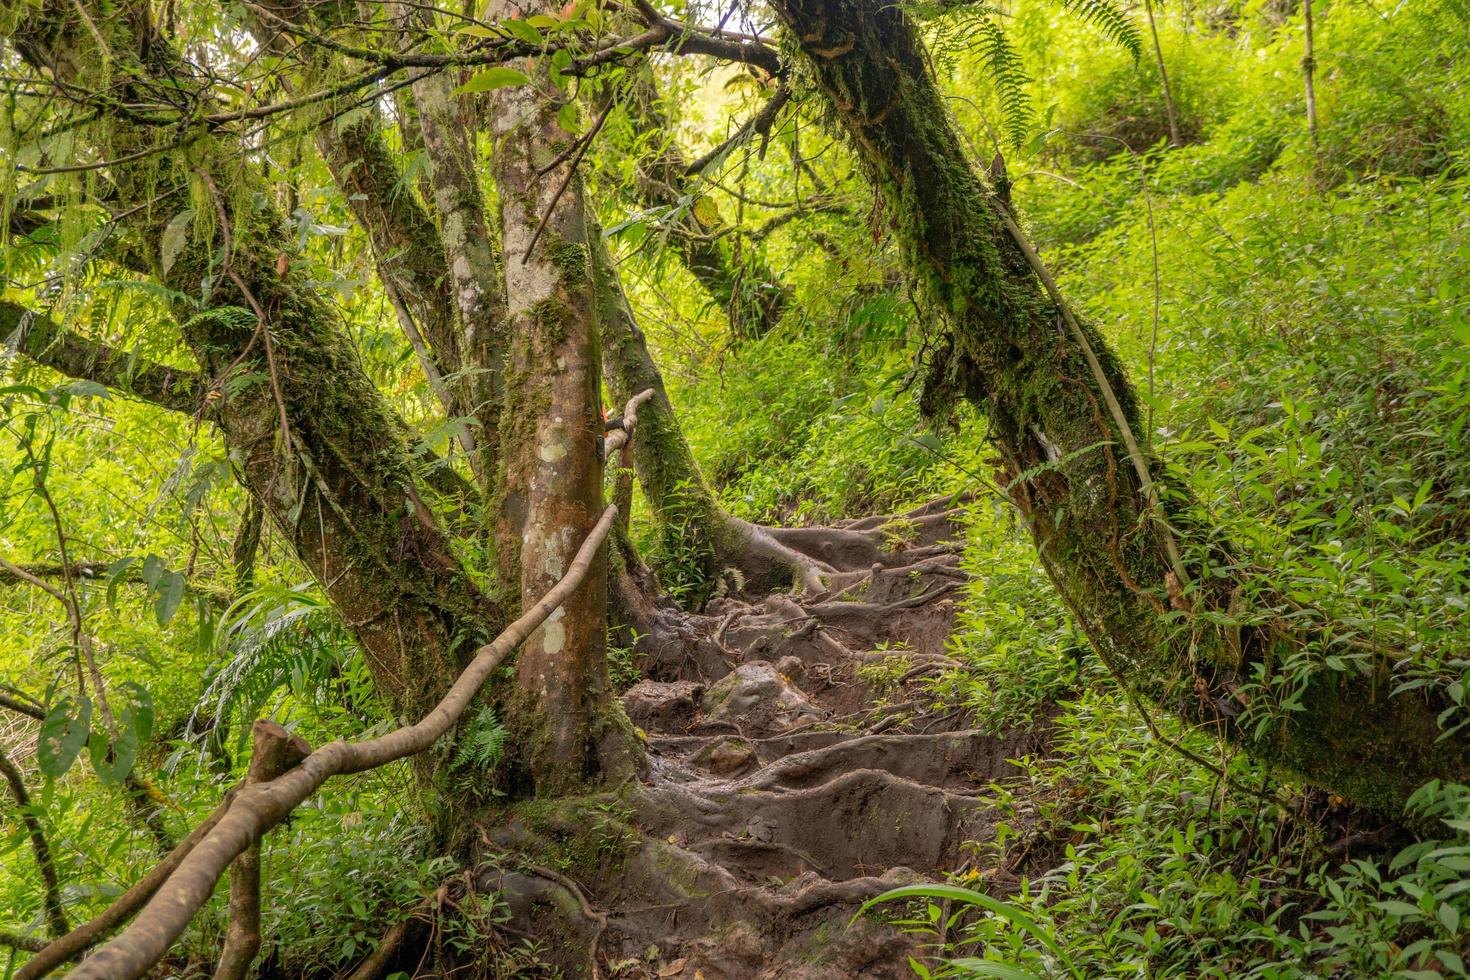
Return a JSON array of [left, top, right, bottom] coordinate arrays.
[[4, 1, 1470, 975], [1045, 0, 1141, 62], [193, 583, 378, 754], [440, 705, 508, 803]]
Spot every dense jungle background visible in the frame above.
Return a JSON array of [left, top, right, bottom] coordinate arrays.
[[2, 0, 1470, 976]]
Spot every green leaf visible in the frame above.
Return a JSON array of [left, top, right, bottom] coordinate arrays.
[[556, 101, 582, 134], [119, 681, 154, 742], [1373, 899, 1422, 918], [89, 724, 138, 786], [855, 884, 1079, 977], [161, 209, 194, 275], [457, 67, 530, 93], [499, 19, 544, 45], [140, 554, 164, 588], [106, 556, 136, 611], [946, 960, 1045, 980], [154, 569, 186, 626], [37, 696, 92, 778]]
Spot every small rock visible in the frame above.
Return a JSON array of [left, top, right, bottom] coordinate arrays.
[[701, 662, 824, 734], [692, 736, 758, 776], [775, 655, 805, 681], [623, 679, 705, 730]]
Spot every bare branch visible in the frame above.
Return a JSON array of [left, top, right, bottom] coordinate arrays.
[[0, 691, 45, 721], [0, 930, 47, 954], [0, 748, 69, 939], [213, 722, 310, 980], [684, 86, 792, 176], [13, 787, 241, 979]]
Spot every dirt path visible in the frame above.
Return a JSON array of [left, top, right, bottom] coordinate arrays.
[[483, 500, 1050, 978]]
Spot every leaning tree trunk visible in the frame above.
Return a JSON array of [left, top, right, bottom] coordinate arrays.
[[766, 0, 1470, 811], [11, 4, 500, 763], [485, 1, 639, 793], [592, 232, 889, 599], [623, 75, 790, 341]]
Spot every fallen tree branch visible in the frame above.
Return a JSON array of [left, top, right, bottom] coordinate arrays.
[[343, 894, 434, 980], [63, 504, 621, 980], [212, 722, 310, 980]]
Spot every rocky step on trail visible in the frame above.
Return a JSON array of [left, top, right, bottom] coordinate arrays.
[[479, 500, 1051, 979]]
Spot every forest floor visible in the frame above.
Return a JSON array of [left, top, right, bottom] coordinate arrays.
[[472, 498, 1053, 979]]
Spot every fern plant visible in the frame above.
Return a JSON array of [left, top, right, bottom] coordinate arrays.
[[189, 582, 372, 755], [916, 0, 1142, 148], [439, 705, 508, 803]]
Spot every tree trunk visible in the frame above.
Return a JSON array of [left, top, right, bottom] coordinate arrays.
[[765, 0, 1470, 811], [485, 4, 638, 792], [592, 231, 882, 598], [623, 77, 790, 341], [13, 7, 499, 735]]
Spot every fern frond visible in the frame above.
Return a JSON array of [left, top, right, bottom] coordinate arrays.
[[1045, 0, 1142, 62], [972, 16, 1032, 149], [189, 583, 361, 750]]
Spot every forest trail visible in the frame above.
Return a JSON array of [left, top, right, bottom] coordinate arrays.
[[485, 498, 1051, 979]]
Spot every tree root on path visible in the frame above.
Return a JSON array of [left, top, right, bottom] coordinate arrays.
[[372, 495, 1034, 979]]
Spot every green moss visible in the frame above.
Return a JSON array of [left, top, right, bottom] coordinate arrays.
[[549, 239, 589, 284]]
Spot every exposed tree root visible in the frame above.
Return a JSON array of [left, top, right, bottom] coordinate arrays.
[[367, 496, 1051, 979]]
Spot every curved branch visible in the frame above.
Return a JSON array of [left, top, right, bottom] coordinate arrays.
[[65, 505, 619, 980], [0, 691, 45, 721], [1, 930, 47, 953], [0, 749, 68, 940], [14, 788, 242, 979]]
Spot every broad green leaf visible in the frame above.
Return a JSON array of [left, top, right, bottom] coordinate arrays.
[[457, 67, 531, 93], [161, 209, 194, 275], [154, 569, 186, 626], [691, 196, 722, 228], [556, 102, 582, 134], [498, 19, 543, 45], [37, 696, 92, 778], [89, 725, 138, 786]]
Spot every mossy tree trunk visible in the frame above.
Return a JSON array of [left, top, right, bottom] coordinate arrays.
[[485, 0, 638, 793], [10, 0, 638, 807], [766, 0, 1470, 811], [258, 0, 506, 483], [592, 232, 875, 599], [629, 83, 789, 341], [14, 7, 496, 729]]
